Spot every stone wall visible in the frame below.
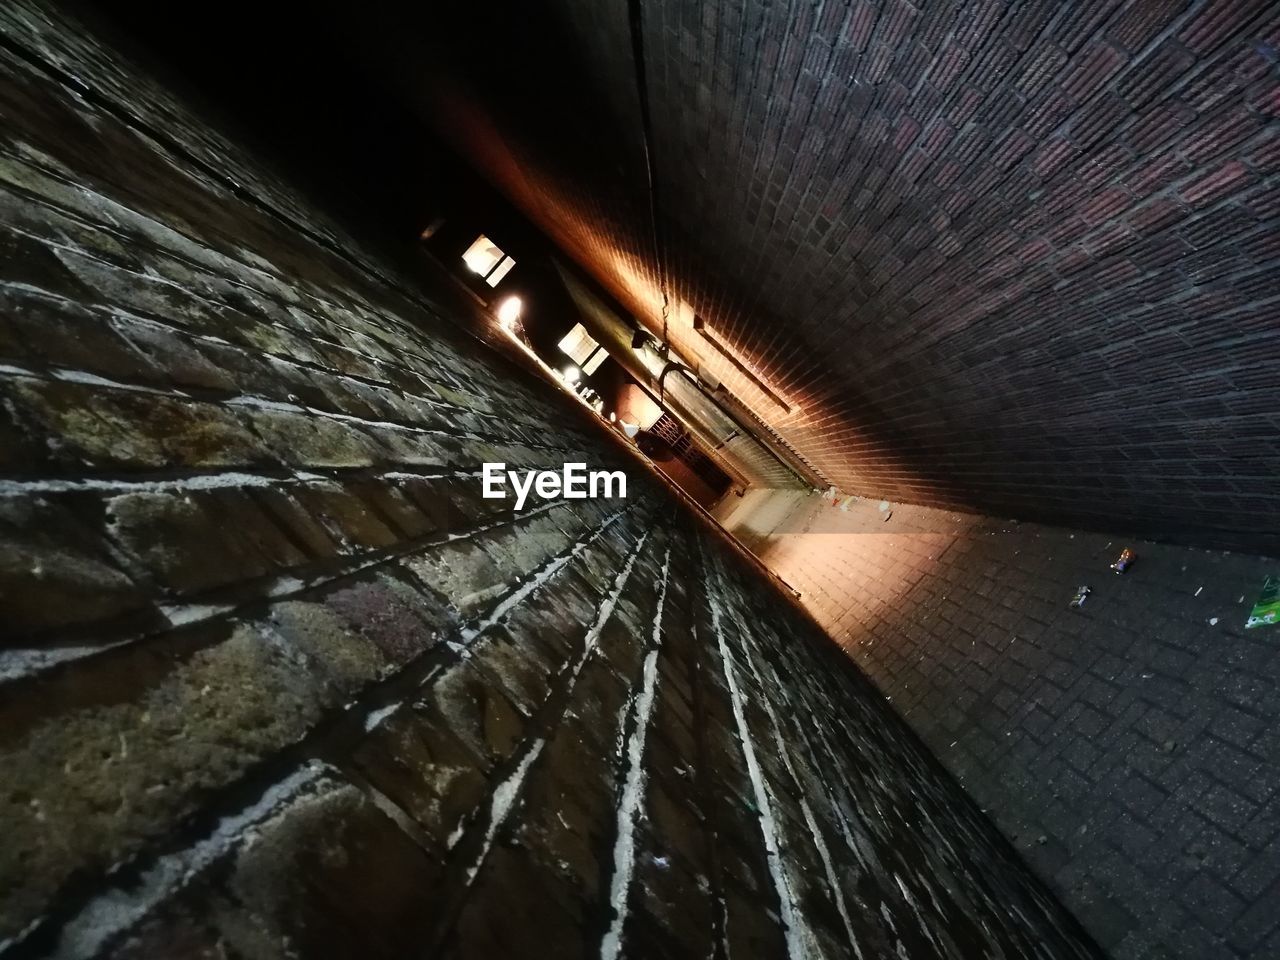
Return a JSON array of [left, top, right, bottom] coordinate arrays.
[[0, 4, 1099, 959]]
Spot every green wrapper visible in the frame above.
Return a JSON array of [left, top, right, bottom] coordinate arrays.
[[1245, 576, 1280, 630]]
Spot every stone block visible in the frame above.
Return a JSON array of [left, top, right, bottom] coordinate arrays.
[[0, 619, 340, 938], [242, 408, 382, 469], [222, 777, 446, 959], [290, 484, 400, 550], [104, 489, 284, 594], [422, 663, 528, 773], [6, 379, 267, 470], [323, 571, 452, 666], [0, 495, 148, 637], [344, 707, 487, 847]]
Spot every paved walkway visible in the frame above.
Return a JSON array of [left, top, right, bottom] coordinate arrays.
[[720, 489, 1280, 960]]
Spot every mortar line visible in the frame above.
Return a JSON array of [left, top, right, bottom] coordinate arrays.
[[699, 538, 812, 960], [736, 619, 866, 960], [600, 543, 673, 960], [684, 592, 731, 960], [0, 504, 641, 960], [425, 527, 657, 954]]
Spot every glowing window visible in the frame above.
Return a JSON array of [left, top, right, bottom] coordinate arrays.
[[558, 323, 608, 375], [487, 256, 516, 285], [461, 235, 516, 287]]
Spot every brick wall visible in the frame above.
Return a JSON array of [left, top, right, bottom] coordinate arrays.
[[389, 0, 1280, 554], [718, 489, 1280, 959], [0, 5, 1101, 959]]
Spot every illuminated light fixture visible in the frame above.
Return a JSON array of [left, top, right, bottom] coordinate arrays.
[[497, 296, 522, 329], [487, 257, 516, 285], [562, 366, 581, 384], [608, 411, 617, 423]]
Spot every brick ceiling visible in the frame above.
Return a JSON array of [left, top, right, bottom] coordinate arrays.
[[351, 0, 1280, 552]]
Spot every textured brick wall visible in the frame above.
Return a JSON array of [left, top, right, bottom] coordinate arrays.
[[718, 489, 1280, 960], [390, 0, 1280, 554], [0, 5, 1102, 959]]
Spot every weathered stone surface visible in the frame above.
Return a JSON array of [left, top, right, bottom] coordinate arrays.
[[289, 484, 399, 550], [242, 407, 383, 469], [0, 621, 334, 936], [265, 599, 390, 692], [251, 486, 344, 559], [7, 379, 267, 470], [0, 496, 148, 636], [403, 539, 511, 614], [323, 572, 451, 666], [222, 779, 446, 960], [2, 289, 153, 383], [423, 663, 529, 773], [344, 708, 487, 847], [104, 490, 293, 593], [113, 319, 238, 393], [449, 846, 588, 959]]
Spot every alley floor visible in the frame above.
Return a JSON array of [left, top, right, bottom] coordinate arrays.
[[720, 489, 1280, 959]]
